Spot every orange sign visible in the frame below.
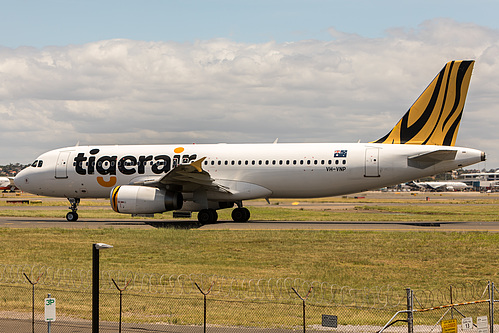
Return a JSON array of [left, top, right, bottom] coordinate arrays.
[[441, 319, 457, 333]]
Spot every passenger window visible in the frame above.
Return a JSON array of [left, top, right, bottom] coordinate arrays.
[[343, 160, 346, 164], [335, 160, 339, 165]]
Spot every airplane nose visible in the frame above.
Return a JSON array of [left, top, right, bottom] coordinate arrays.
[[14, 170, 29, 190]]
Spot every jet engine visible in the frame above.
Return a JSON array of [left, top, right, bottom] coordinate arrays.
[[110, 185, 183, 214]]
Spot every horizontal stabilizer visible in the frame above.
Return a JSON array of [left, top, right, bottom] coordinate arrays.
[[407, 150, 457, 169]]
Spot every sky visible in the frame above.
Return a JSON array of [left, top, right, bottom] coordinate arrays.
[[0, 0, 498, 170]]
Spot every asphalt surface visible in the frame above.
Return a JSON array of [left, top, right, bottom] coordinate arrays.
[[1, 216, 499, 231], [1, 191, 499, 231]]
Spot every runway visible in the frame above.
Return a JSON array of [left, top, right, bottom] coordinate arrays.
[[1, 216, 499, 231], [1, 191, 498, 231]]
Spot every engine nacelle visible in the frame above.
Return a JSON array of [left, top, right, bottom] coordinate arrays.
[[110, 185, 183, 214]]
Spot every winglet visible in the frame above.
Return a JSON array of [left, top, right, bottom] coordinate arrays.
[[190, 157, 206, 172], [373, 60, 474, 146]]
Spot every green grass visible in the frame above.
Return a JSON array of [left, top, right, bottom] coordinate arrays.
[[1, 228, 498, 290], [1, 193, 498, 328], [1, 203, 499, 221]]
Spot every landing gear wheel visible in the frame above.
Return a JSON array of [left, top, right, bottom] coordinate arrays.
[[232, 207, 250, 222], [67, 198, 80, 222], [197, 209, 218, 224], [66, 212, 79, 222]]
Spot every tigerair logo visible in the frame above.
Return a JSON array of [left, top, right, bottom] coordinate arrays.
[[73, 147, 197, 187]]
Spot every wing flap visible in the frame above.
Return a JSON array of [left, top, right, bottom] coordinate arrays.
[[125, 158, 231, 193], [158, 158, 232, 193]]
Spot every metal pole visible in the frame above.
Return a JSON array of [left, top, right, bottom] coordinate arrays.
[[47, 293, 51, 333], [112, 278, 131, 333], [194, 281, 214, 333], [302, 298, 306, 333], [119, 290, 123, 333], [292, 287, 313, 333], [23, 272, 43, 333], [92, 244, 99, 333], [203, 294, 207, 333], [406, 288, 413, 333], [490, 281, 494, 333], [31, 281, 35, 333], [450, 286, 454, 319]]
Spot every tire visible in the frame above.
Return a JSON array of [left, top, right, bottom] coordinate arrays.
[[66, 212, 79, 222], [232, 208, 250, 222], [197, 209, 218, 224]]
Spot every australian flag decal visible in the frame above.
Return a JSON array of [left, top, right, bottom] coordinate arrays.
[[334, 150, 348, 158]]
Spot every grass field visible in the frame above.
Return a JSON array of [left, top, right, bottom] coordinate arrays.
[[1, 228, 498, 290], [1, 192, 499, 290]]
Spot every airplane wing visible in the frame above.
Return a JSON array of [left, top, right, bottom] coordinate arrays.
[[128, 158, 231, 194]]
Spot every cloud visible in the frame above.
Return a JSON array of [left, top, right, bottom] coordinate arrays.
[[0, 18, 497, 169]]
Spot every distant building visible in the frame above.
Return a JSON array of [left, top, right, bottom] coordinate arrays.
[[459, 171, 499, 191]]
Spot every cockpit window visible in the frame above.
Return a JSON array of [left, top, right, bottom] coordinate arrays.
[[37, 160, 43, 167], [31, 160, 38, 167]]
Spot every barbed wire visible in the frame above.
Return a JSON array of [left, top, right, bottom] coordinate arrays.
[[0, 263, 489, 308], [412, 281, 490, 308]]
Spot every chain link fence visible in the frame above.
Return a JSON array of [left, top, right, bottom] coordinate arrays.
[[0, 264, 497, 332]]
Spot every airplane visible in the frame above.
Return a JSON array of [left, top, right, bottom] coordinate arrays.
[[0, 177, 16, 192], [406, 180, 470, 191], [14, 60, 485, 223]]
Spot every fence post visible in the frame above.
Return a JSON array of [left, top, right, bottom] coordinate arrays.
[[112, 278, 132, 333], [23, 272, 43, 333], [194, 281, 214, 333], [406, 288, 413, 333], [490, 281, 494, 333], [292, 287, 313, 333]]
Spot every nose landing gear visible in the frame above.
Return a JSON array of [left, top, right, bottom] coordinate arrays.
[[66, 198, 80, 222]]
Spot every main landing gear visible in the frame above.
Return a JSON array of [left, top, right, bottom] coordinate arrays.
[[196, 204, 251, 224], [231, 207, 250, 222], [66, 198, 80, 222]]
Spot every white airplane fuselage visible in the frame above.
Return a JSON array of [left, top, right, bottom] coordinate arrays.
[[0, 177, 12, 191], [12, 60, 485, 223], [15, 143, 484, 202]]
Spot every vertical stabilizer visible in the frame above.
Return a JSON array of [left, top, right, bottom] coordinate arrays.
[[373, 60, 474, 146]]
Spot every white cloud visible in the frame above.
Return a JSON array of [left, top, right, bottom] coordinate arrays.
[[0, 18, 497, 170]]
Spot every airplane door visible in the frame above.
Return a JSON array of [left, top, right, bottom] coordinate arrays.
[[55, 151, 72, 179], [364, 148, 380, 177]]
